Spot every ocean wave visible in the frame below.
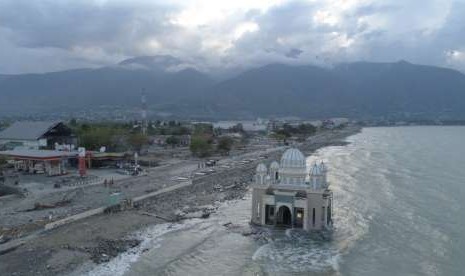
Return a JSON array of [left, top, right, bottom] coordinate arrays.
[[85, 219, 203, 276]]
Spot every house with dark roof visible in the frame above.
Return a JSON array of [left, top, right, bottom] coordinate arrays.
[[0, 121, 76, 150]]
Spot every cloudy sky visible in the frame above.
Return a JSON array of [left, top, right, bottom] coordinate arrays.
[[0, 0, 464, 74]]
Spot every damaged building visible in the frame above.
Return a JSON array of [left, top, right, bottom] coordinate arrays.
[[0, 121, 76, 150], [251, 148, 333, 231]]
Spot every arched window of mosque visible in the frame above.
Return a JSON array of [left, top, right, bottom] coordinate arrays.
[[275, 172, 279, 180], [312, 208, 316, 226]]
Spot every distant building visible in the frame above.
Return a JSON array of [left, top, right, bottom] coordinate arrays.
[[150, 135, 191, 147], [213, 119, 268, 132], [323, 118, 349, 129], [0, 121, 76, 150], [0, 149, 129, 176], [0, 149, 76, 176], [251, 148, 333, 231]]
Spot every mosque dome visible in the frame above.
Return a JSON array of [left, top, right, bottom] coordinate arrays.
[[270, 161, 280, 170], [256, 163, 268, 174], [280, 148, 306, 169]]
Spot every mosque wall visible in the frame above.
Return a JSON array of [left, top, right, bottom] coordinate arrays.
[[251, 148, 332, 231]]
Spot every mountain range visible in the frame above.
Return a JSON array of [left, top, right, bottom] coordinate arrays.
[[1, 55, 464, 120]]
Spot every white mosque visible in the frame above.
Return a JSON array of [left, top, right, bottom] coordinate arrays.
[[251, 148, 332, 231]]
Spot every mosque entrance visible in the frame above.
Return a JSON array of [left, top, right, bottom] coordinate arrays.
[[276, 206, 292, 227]]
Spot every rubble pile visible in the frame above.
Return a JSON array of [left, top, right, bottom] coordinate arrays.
[[65, 238, 141, 264], [141, 165, 257, 219]]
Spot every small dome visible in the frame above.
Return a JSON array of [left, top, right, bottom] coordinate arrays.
[[270, 161, 280, 170], [280, 148, 306, 168], [256, 163, 268, 174]]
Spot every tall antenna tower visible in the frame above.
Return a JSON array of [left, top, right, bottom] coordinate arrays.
[[141, 89, 147, 135]]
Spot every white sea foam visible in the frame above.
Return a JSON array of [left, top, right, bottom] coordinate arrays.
[[85, 219, 203, 276], [79, 127, 463, 275], [252, 234, 341, 273]]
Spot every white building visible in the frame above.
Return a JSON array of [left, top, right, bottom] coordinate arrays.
[[251, 148, 333, 231], [213, 119, 268, 132], [0, 121, 76, 150]]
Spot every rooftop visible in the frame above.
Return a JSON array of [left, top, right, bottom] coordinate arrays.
[[0, 121, 62, 141], [0, 149, 77, 159]]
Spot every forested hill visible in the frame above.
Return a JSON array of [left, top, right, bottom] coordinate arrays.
[[1, 56, 464, 119]]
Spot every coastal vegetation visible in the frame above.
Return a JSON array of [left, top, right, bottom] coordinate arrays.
[[271, 123, 317, 143], [71, 122, 129, 152], [189, 136, 212, 157], [189, 123, 214, 157], [0, 155, 6, 166], [217, 136, 234, 155]]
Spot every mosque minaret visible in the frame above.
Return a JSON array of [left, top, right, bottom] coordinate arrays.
[[251, 148, 332, 231]]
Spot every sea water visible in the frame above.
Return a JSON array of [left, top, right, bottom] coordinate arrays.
[[85, 127, 465, 276]]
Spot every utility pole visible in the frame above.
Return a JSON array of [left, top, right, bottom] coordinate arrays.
[[141, 89, 147, 135]]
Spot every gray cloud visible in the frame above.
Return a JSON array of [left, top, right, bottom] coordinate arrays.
[[286, 48, 303, 59], [0, 0, 464, 74], [1, 1, 180, 47]]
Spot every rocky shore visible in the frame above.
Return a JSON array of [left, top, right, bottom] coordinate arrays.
[[0, 126, 361, 276]]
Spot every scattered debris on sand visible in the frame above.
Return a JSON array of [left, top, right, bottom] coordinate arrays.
[[139, 211, 173, 222], [0, 126, 361, 275], [25, 200, 71, 212], [64, 238, 141, 264]]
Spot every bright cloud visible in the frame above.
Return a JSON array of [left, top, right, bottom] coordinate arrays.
[[0, 0, 464, 74], [234, 22, 260, 40], [314, 10, 340, 26]]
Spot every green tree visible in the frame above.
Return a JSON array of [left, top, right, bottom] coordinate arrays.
[[0, 156, 7, 166], [79, 127, 114, 150], [217, 137, 233, 155], [69, 118, 78, 126], [127, 133, 148, 152], [0, 121, 11, 130], [271, 132, 287, 142], [190, 136, 212, 157], [166, 136, 180, 148], [193, 123, 213, 136], [229, 123, 244, 133], [275, 128, 292, 138], [171, 126, 191, 135], [80, 123, 91, 132], [297, 123, 316, 135]]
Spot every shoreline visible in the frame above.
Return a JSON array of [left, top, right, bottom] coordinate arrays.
[[0, 126, 361, 276]]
